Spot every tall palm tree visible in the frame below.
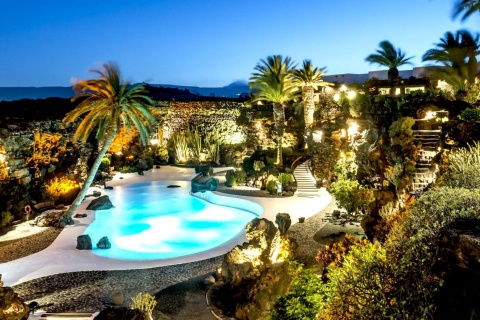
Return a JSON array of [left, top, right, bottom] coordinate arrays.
[[64, 62, 157, 218], [292, 60, 330, 131], [422, 30, 480, 101], [249, 55, 297, 166], [365, 41, 413, 84], [453, 0, 480, 21]]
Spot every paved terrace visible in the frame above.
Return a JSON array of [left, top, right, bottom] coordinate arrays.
[[0, 166, 331, 286]]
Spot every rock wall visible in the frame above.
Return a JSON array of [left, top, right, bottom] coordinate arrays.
[[0, 120, 91, 221]]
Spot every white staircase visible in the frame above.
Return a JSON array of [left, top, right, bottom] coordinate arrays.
[[293, 160, 321, 197]]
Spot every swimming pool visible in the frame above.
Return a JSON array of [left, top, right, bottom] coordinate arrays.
[[84, 181, 262, 260]]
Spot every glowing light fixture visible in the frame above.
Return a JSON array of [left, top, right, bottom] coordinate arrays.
[[347, 91, 356, 99], [395, 88, 401, 95], [347, 122, 358, 137], [340, 84, 347, 92], [424, 111, 437, 120], [333, 93, 340, 102]]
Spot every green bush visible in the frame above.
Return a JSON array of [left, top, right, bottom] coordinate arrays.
[[242, 157, 254, 172], [267, 180, 277, 195], [1, 211, 13, 227], [270, 262, 325, 320], [234, 169, 247, 183], [389, 116, 415, 139], [254, 160, 265, 172], [225, 170, 237, 187], [330, 179, 375, 215], [121, 165, 137, 172], [459, 108, 480, 122], [442, 141, 480, 189], [278, 173, 294, 185], [266, 157, 276, 166], [334, 157, 358, 180], [99, 157, 111, 172]]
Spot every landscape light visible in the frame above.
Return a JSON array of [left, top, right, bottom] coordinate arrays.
[[347, 122, 358, 137], [340, 84, 347, 92], [333, 93, 340, 102], [347, 91, 356, 99]]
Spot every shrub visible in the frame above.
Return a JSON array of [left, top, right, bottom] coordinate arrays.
[[254, 160, 265, 172], [44, 176, 80, 204], [441, 141, 480, 189], [234, 169, 247, 183], [156, 145, 169, 163], [266, 157, 276, 166], [172, 131, 188, 163], [459, 107, 480, 122], [278, 173, 294, 185], [333, 156, 358, 180], [388, 116, 415, 140], [99, 157, 110, 172], [1, 211, 13, 227], [130, 292, 156, 319], [270, 262, 325, 320], [242, 157, 254, 172], [225, 170, 237, 187], [267, 180, 277, 195], [315, 234, 368, 273], [330, 179, 375, 215], [384, 163, 404, 193], [319, 242, 390, 319]]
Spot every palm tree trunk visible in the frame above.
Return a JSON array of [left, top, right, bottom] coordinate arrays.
[[66, 125, 118, 218], [273, 103, 285, 166], [303, 85, 315, 131]]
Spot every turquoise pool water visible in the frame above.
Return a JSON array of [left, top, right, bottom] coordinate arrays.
[[84, 181, 261, 260]]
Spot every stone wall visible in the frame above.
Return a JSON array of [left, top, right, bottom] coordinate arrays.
[[0, 120, 91, 221]]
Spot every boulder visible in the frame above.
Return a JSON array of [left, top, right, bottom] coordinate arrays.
[[96, 236, 111, 249], [33, 201, 56, 212], [33, 211, 74, 228], [94, 307, 148, 320], [76, 235, 92, 250], [203, 275, 216, 286], [135, 158, 149, 171], [275, 213, 291, 236], [86, 195, 113, 210], [0, 287, 29, 320]]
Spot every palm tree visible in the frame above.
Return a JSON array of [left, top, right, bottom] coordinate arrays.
[[249, 55, 297, 166], [292, 60, 330, 131], [365, 41, 413, 84], [64, 62, 157, 218], [422, 30, 480, 101], [453, 0, 480, 21]]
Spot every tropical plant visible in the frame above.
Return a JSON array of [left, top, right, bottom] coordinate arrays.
[[249, 55, 298, 166], [253, 160, 265, 172], [278, 172, 294, 185], [422, 30, 480, 102], [63, 62, 156, 218], [442, 141, 480, 189], [225, 170, 237, 187], [365, 40, 413, 83], [1, 211, 13, 228], [452, 0, 480, 21], [292, 60, 330, 130], [333, 156, 358, 180], [172, 131, 188, 163], [384, 163, 404, 194], [204, 129, 221, 164], [186, 126, 202, 164]]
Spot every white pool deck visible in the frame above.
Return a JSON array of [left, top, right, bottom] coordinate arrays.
[[0, 166, 331, 286]]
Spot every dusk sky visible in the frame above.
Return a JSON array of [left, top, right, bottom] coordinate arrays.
[[1, 0, 478, 88]]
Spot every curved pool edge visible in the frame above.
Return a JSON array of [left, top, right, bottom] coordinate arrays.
[[191, 190, 264, 216]]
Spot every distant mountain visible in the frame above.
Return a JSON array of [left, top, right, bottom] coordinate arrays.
[[0, 82, 251, 102], [0, 87, 75, 101]]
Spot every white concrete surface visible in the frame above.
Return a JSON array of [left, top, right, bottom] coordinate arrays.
[[0, 166, 331, 286]]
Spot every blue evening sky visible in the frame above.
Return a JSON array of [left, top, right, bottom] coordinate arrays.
[[0, 0, 478, 87]]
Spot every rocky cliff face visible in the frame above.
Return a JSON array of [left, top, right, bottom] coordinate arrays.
[[211, 218, 297, 320], [0, 120, 91, 221]]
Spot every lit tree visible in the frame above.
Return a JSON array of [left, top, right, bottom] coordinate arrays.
[[64, 62, 156, 218], [365, 41, 413, 84], [292, 60, 330, 131], [249, 55, 297, 166]]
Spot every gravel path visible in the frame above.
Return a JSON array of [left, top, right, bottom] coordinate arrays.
[[0, 227, 62, 263]]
